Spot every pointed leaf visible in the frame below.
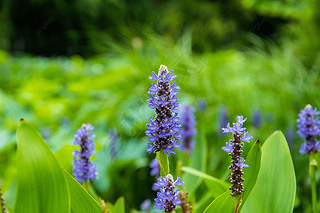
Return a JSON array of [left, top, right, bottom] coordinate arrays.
[[241, 140, 262, 207], [242, 131, 296, 213], [203, 190, 233, 213], [63, 170, 101, 213], [14, 119, 69, 212]]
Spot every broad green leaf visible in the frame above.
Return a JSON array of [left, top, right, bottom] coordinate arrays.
[[156, 150, 169, 176], [182, 131, 207, 197], [242, 131, 296, 213], [203, 190, 233, 213], [181, 166, 229, 197], [241, 140, 262, 207], [63, 170, 101, 213], [14, 119, 70, 213], [107, 197, 125, 213]]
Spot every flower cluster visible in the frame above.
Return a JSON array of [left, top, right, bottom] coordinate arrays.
[[297, 104, 320, 154], [222, 116, 252, 196], [154, 174, 184, 212], [146, 65, 181, 156], [72, 124, 98, 183], [180, 104, 196, 154]]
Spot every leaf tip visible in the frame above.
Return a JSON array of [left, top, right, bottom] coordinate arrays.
[[19, 118, 24, 122], [255, 140, 260, 145]]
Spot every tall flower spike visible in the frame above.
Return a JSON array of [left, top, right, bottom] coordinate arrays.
[[297, 104, 320, 154], [180, 104, 196, 155], [72, 124, 98, 183], [153, 174, 184, 212], [146, 65, 181, 156], [222, 116, 252, 196]]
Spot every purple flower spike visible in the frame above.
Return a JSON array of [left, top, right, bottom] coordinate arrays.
[[140, 199, 151, 212], [252, 109, 261, 128], [72, 124, 98, 183], [153, 174, 184, 212], [180, 104, 196, 155], [150, 158, 160, 177], [222, 116, 252, 197], [297, 104, 320, 154], [146, 65, 181, 156]]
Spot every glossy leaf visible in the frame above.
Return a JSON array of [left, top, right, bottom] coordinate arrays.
[[63, 169, 101, 213], [241, 140, 262, 207], [14, 119, 70, 213], [182, 131, 207, 197], [242, 131, 296, 213], [203, 190, 233, 213]]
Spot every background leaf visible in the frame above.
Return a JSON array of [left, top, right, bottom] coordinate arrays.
[[241, 140, 262, 207], [182, 131, 207, 197], [14, 119, 70, 213], [63, 170, 101, 213], [242, 131, 296, 213], [181, 166, 229, 197], [203, 190, 233, 213], [107, 197, 125, 213]]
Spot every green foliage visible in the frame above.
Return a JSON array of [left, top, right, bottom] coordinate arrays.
[[203, 190, 233, 213], [106, 197, 125, 213], [242, 131, 296, 213], [241, 140, 262, 207], [14, 120, 101, 212], [182, 131, 207, 198], [15, 119, 69, 213]]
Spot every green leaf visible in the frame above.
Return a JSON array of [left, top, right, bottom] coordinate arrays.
[[242, 131, 296, 213], [14, 119, 70, 213], [182, 131, 207, 197], [181, 166, 229, 197], [241, 140, 262, 207], [107, 197, 125, 213], [63, 169, 101, 213], [156, 151, 169, 176], [203, 190, 233, 213], [314, 153, 320, 172]]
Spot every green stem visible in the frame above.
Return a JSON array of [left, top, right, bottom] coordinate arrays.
[[309, 154, 318, 213], [156, 151, 170, 176], [84, 180, 90, 191], [233, 195, 241, 213]]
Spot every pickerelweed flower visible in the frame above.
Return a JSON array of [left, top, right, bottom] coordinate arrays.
[[146, 65, 181, 156], [73, 124, 98, 183], [219, 106, 229, 134], [297, 104, 320, 154], [179, 190, 192, 213], [180, 104, 196, 154], [252, 109, 261, 128], [154, 174, 184, 212], [150, 158, 160, 177], [140, 199, 151, 213], [222, 116, 252, 196]]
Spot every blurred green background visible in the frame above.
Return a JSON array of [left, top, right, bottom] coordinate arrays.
[[1, 0, 320, 212]]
